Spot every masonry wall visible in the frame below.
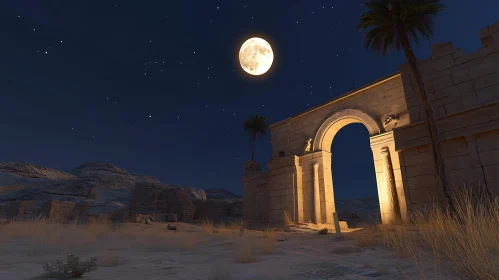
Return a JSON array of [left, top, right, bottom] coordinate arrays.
[[270, 74, 409, 157], [396, 22, 499, 210], [265, 156, 302, 224], [243, 170, 269, 225], [130, 183, 196, 222], [403, 23, 499, 122]]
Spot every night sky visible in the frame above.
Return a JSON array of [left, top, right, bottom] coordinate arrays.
[[1, 1, 497, 199]]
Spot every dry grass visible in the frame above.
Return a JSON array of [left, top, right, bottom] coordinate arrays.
[[283, 211, 293, 225], [229, 218, 246, 231], [235, 234, 257, 263], [0, 217, 121, 257], [349, 226, 380, 248], [200, 218, 214, 233], [381, 186, 499, 279]]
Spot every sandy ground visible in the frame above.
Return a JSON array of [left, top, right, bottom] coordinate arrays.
[[0, 221, 458, 280]]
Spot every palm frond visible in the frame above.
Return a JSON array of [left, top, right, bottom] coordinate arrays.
[[243, 114, 269, 139], [358, 0, 445, 55]]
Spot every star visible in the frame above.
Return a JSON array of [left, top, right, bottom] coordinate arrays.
[[149, 115, 152, 118]]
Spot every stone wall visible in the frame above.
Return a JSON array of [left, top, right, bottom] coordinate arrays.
[[129, 183, 196, 222], [242, 162, 269, 225], [402, 23, 499, 122], [193, 199, 242, 222], [396, 22, 499, 210], [270, 73, 409, 157], [39, 200, 91, 223]]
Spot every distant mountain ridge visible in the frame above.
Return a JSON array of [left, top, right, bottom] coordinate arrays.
[[205, 188, 241, 200], [0, 162, 208, 214]]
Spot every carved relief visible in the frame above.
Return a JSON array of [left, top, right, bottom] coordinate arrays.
[[304, 138, 313, 154], [383, 114, 400, 129]]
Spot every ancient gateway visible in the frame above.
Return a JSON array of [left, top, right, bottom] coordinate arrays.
[[243, 23, 499, 225]]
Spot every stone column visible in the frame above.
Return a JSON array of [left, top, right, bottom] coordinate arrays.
[[313, 162, 321, 223], [381, 147, 400, 223]]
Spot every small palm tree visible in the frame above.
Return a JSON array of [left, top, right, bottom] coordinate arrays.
[[243, 114, 269, 161], [358, 0, 453, 211]]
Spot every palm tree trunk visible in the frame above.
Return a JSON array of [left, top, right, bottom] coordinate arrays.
[[401, 33, 453, 213], [251, 135, 256, 161]]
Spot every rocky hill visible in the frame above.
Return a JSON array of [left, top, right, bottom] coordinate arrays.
[[0, 162, 213, 222], [205, 188, 241, 200]]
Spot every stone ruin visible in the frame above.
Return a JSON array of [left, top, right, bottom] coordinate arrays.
[[243, 22, 499, 226], [129, 183, 197, 223]]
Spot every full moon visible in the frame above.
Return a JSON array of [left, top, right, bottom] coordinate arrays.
[[239, 37, 274, 76]]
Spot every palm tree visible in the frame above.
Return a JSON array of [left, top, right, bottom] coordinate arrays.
[[244, 114, 269, 161], [358, 0, 453, 211]]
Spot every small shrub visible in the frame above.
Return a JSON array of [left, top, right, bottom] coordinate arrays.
[[318, 228, 328, 235], [44, 253, 97, 278]]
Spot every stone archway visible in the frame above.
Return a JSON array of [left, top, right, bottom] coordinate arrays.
[[313, 109, 381, 152], [243, 73, 412, 227], [310, 108, 402, 225]]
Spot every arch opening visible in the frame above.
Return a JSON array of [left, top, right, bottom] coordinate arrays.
[[331, 123, 380, 227], [313, 109, 381, 153]]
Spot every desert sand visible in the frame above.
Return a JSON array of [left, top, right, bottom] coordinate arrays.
[[0, 221, 458, 280]]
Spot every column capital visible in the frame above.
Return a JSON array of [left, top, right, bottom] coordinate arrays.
[[380, 146, 390, 155]]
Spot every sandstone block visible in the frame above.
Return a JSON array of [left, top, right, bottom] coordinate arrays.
[[432, 74, 454, 91], [476, 130, 499, 151], [470, 61, 497, 79], [473, 72, 499, 90], [406, 163, 435, 178], [408, 175, 437, 190], [451, 67, 471, 84], [434, 81, 474, 99], [477, 83, 499, 103], [432, 42, 455, 59]]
